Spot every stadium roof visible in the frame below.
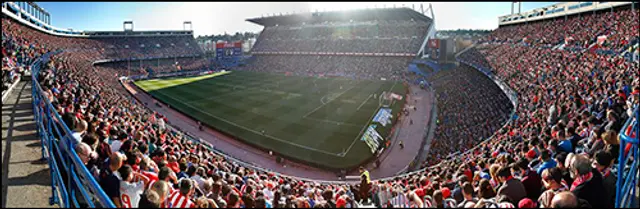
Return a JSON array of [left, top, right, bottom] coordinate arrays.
[[247, 8, 431, 27]]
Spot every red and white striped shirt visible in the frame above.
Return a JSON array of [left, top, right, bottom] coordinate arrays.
[[168, 190, 195, 208]]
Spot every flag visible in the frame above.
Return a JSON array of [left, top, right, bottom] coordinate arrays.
[[597, 35, 607, 45]]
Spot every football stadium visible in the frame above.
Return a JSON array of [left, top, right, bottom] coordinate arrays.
[[1, 1, 639, 208]]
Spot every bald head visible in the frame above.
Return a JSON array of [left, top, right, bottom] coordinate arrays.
[[551, 191, 578, 208], [75, 142, 92, 164]]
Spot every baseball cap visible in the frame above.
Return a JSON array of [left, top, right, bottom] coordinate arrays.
[[518, 198, 537, 208]]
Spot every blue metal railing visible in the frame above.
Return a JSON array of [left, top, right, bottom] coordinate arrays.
[[31, 51, 116, 208], [616, 106, 639, 208]]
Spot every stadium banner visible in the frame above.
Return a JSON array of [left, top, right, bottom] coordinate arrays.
[[372, 107, 393, 127], [361, 124, 384, 154]]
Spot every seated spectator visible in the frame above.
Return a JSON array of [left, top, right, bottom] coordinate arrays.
[[569, 154, 607, 208], [496, 165, 527, 204], [537, 150, 557, 175], [512, 159, 543, 200], [550, 191, 578, 208], [592, 150, 616, 208]]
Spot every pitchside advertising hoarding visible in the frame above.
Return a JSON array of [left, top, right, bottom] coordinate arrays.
[[361, 124, 384, 154]]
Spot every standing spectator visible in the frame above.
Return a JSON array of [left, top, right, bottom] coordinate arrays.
[[168, 179, 196, 208], [359, 166, 371, 203], [100, 152, 125, 208], [118, 164, 150, 208]]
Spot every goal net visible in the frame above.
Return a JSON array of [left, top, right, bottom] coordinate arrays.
[[379, 91, 394, 107]]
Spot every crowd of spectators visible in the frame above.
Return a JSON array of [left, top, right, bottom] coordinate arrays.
[[95, 57, 211, 76], [426, 65, 513, 165], [93, 36, 204, 60], [252, 20, 429, 54], [2, 17, 48, 94], [485, 6, 639, 52], [3, 4, 640, 209], [239, 55, 412, 81]]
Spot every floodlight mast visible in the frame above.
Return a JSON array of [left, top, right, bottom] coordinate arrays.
[[184, 21, 192, 31], [123, 21, 133, 31]]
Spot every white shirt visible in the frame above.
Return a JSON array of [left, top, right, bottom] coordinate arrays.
[[72, 132, 83, 144], [111, 140, 123, 153], [190, 175, 205, 190], [120, 180, 144, 208]]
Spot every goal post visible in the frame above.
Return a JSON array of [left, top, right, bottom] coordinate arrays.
[[379, 91, 393, 107]]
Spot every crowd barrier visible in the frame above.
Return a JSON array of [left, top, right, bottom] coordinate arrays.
[[32, 51, 116, 207], [615, 106, 639, 208]]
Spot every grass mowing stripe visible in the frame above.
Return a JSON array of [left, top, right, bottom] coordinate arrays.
[[151, 88, 345, 157], [134, 71, 407, 169]]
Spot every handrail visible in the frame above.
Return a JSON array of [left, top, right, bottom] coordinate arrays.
[[32, 51, 116, 208], [615, 106, 639, 208]]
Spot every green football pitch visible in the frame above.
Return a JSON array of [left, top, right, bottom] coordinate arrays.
[[134, 70, 406, 169]]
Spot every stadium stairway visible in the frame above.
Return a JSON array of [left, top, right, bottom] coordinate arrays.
[[1, 80, 57, 208]]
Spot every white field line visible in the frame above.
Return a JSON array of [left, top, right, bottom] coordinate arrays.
[[356, 94, 373, 110], [185, 79, 268, 105], [154, 90, 343, 157], [302, 85, 356, 118], [342, 82, 398, 157], [303, 117, 361, 127]]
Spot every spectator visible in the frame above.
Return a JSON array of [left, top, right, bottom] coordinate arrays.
[[119, 164, 150, 208], [592, 150, 616, 208], [538, 167, 568, 208], [512, 159, 543, 200], [569, 154, 607, 208], [456, 182, 477, 208], [537, 150, 557, 175], [168, 179, 196, 208], [100, 152, 126, 208], [496, 165, 527, 204], [550, 191, 578, 208]]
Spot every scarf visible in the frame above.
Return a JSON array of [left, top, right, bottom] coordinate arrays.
[[570, 171, 593, 191]]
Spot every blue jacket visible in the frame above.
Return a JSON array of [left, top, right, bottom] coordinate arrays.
[[537, 159, 557, 175], [558, 139, 573, 153]]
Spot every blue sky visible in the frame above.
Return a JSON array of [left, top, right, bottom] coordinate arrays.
[[34, 2, 555, 36]]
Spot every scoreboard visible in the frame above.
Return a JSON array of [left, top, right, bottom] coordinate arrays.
[[215, 41, 243, 60], [426, 38, 454, 63], [427, 39, 441, 60]]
